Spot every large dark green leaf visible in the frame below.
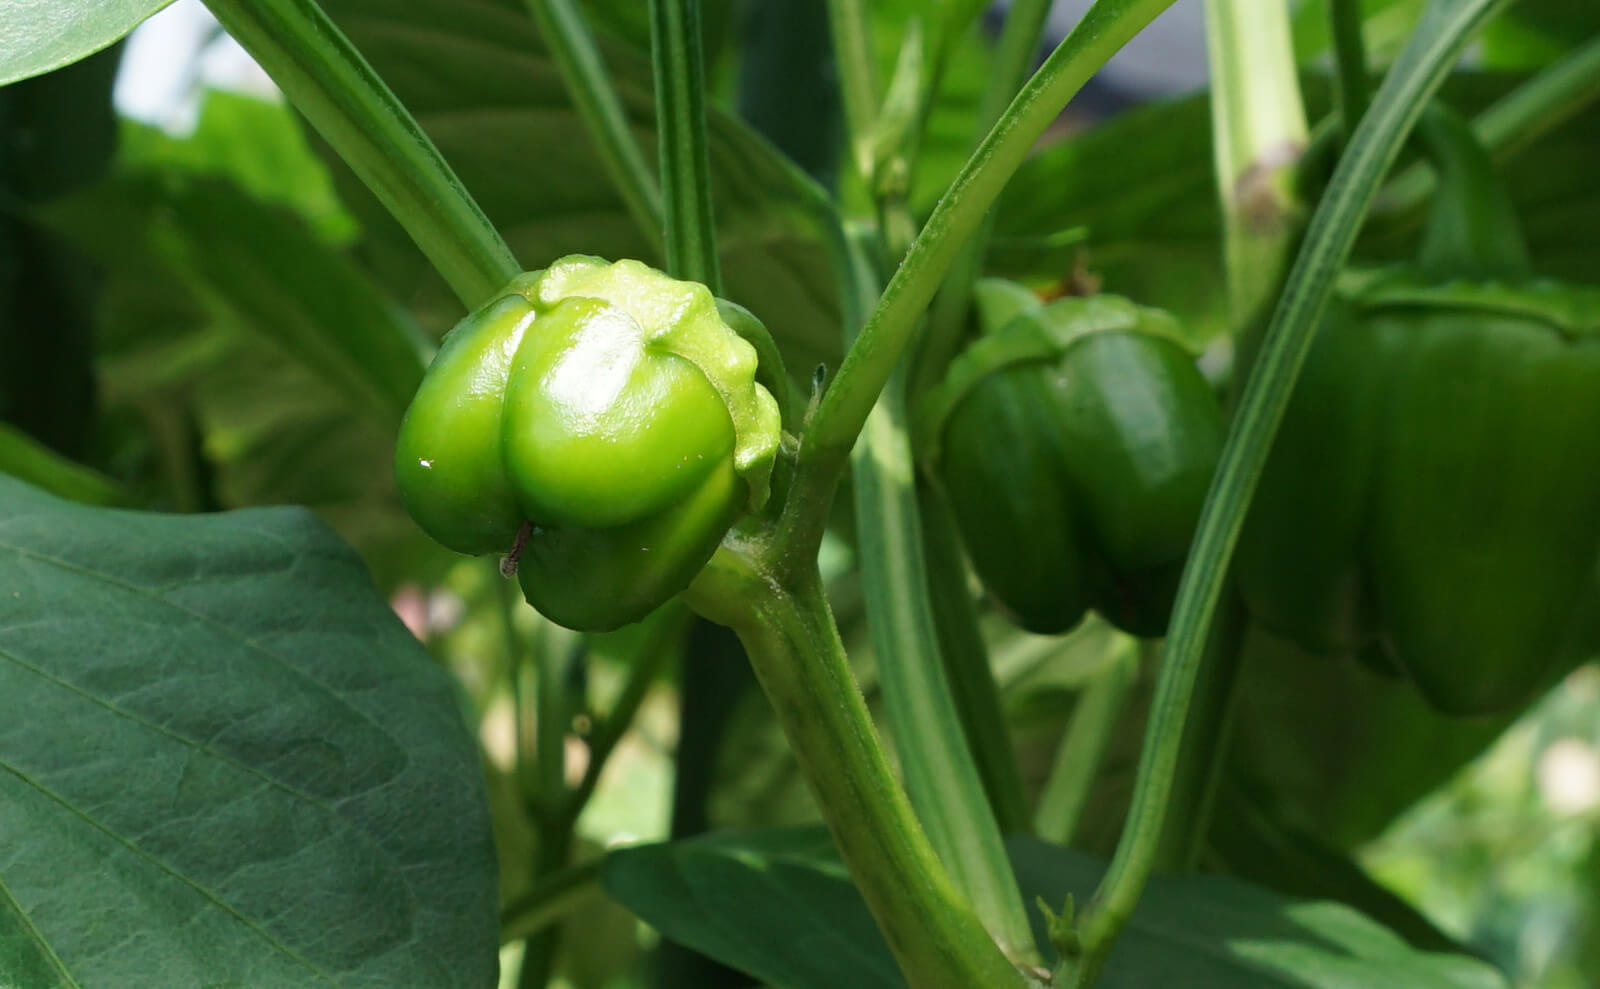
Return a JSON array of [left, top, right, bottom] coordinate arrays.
[[0, 474, 498, 987], [604, 827, 1508, 989], [310, 0, 842, 374]]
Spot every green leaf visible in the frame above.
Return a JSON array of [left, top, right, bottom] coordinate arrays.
[[0, 474, 498, 986], [34, 169, 439, 587], [604, 828, 902, 989], [602, 828, 1509, 989], [41, 173, 430, 424], [310, 0, 842, 373], [119, 89, 359, 243], [0, 0, 165, 87], [1008, 840, 1507, 989]]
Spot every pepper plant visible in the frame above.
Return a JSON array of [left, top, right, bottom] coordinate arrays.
[[2, 0, 1599, 987]]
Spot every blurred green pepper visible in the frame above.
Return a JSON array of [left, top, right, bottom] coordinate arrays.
[[395, 256, 781, 631], [1236, 107, 1600, 715]]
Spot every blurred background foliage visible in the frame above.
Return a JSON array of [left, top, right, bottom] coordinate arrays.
[[3, 0, 1598, 986]]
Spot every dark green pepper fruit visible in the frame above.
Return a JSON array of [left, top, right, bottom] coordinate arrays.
[[1236, 106, 1600, 715], [920, 287, 1225, 636], [395, 256, 781, 631]]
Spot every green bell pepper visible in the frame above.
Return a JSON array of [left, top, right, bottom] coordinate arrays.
[[394, 255, 782, 631], [921, 289, 1225, 637], [1237, 106, 1600, 715]]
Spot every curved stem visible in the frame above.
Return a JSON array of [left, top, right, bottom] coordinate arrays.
[[526, 0, 664, 249], [852, 367, 1038, 966], [696, 558, 1028, 989], [1067, 1, 1514, 984], [499, 857, 605, 945], [0, 422, 126, 507], [1148, 596, 1245, 873], [567, 606, 690, 813], [201, 0, 520, 308], [650, 0, 721, 291], [798, 0, 1178, 483]]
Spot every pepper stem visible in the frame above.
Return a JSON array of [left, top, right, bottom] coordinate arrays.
[[501, 521, 534, 578], [1414, 103, 1532, 283]]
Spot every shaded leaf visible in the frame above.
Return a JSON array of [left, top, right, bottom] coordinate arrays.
[[42, 172, 429, 424], [603, 827, 1509, 989], [0, 474, 498, 987]]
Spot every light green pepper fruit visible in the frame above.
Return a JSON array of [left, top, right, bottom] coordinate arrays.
[[395, 256, 781, 631]]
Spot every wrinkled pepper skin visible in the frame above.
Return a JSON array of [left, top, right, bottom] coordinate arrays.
[[394, 256, 781, 632], [929, 293, 1224, 637], [1237, 107, 1600, 715]]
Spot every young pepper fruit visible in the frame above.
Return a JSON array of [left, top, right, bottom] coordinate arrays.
[[394, 256, 782, 632], [1235, 106, 1600, 715], [919, 287, 1225, 637]]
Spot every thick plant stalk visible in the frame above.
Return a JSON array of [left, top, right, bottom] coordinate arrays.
[[851, 370, 1039, 966], [688, 558, 1030, 989], [202, 0, 519, 308], [837, 207, 1036, 963]]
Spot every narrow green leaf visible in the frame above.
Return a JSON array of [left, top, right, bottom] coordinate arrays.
[[0, 475, 498, 987]]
